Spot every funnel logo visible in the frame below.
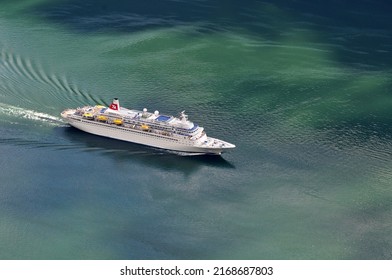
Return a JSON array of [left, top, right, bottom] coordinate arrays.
[[109, 103, 118, 110], [109, 98, 120, 110]]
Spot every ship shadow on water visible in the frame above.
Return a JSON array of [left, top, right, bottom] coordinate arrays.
[[57, 126, 235, 173]]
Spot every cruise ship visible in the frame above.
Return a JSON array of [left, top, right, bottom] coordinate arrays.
[[61, 98, 235, 155]]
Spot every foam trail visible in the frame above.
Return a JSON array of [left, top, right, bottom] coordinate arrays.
[[0, 102, 63, 125]]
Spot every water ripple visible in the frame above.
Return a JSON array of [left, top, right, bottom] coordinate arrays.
[[0, 47, 103, 107]]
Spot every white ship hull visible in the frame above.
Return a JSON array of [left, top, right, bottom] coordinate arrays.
[[67, 117, 232, 155], [61, 98, 235, 155]]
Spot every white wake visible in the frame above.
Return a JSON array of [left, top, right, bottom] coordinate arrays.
[[0, 102, 64, 126]]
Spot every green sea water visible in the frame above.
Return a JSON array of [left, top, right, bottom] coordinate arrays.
[[1, 0, 392, 259]]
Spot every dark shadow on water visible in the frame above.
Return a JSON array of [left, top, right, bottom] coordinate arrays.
[[29, 0, 254, 34], [56, 126, 235, 174], [21, 0, 392, 70]]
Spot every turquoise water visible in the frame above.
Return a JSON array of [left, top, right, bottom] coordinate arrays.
[[1, 0, 392, 259]]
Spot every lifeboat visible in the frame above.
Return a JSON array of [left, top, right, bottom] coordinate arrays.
[[97, 115, 108, 122], [113, 119, 123, 125], [83, 112, 94, 119], [141, 124, 149, 131]]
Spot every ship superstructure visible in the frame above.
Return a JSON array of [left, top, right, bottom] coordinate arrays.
[[61, 98, 235, 155]]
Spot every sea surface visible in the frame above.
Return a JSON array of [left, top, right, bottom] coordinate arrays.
[[1, 0, 392, 259]]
